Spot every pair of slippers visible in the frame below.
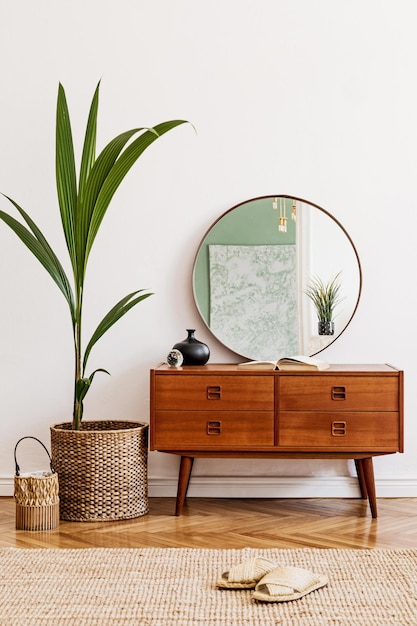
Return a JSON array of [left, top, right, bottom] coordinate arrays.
[[216, 556, 328, 603]]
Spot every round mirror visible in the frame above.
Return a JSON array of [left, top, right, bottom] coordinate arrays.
[[192, 195, 362, 361]]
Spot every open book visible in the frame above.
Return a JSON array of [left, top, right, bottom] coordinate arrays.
[[237, 354, 330, 371]]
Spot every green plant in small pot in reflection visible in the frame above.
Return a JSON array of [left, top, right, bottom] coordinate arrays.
[[304, 272, 343, 335]]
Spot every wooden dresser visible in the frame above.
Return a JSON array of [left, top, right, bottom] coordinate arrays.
[[150, 363, 403, 517]]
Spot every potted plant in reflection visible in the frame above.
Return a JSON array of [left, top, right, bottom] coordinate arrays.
[[304, 272, 343, 336], [0, 82, 189, 520]]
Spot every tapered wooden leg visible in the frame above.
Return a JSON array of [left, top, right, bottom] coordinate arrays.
[[362, 457, 377, 518], [175, 456, 194, 516], [355, 459, 368, 499]]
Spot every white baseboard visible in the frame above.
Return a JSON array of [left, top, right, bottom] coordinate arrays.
[[2, 475, 417, 498], [0, 477, 14, 496], [149, 475, 417, 498]]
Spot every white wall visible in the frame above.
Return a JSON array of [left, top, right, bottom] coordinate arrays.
[[1, 0, 416, 499]]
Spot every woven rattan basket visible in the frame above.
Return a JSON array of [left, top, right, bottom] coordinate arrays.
[[50, 420, 149, 521], [14, 437, 60, 531]]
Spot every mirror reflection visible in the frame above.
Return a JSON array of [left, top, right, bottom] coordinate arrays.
[[192, 196, 362, 361]]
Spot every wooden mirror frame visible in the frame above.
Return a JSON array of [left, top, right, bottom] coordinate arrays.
[[192, 195, 362, 359]]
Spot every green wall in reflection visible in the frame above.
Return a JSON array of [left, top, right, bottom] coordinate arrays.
[[193, 197, 296, 323]]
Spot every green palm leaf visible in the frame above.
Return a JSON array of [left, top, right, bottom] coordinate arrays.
[[56, 84, 77, 273], [76, 368, 110, 404], [78, 82, 99, 195], [85, 120, 188, 260], [76, 127, 151, 278], [0, 199, 75, 320], [82, 290, 153, 373]]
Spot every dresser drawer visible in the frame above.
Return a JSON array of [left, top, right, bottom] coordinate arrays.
[[154, 375, 274, 411], [279, 411, 400, 449], [279, 376, 399, 412], [153, 411, 274, 448]]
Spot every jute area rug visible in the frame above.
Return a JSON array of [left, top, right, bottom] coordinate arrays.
[[1, 547, 417, 625]]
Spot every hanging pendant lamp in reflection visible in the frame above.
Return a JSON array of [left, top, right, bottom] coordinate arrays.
[[272, 197, 287, 232], [273, 197, 297, 232], [291, 198, 297, 222]]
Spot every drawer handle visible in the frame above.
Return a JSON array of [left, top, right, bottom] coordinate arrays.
[[207, 385, 222, 400], [331, 386, 346, 400], [207, 420, 222, 435], [332, 421, 346, 436]]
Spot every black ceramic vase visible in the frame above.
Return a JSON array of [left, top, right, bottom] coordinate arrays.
[[173, 329, 210, 365], [318, 321, 335, 336]]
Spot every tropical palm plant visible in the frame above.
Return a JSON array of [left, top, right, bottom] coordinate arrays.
[[0, 82, 188, 429], [304, 271, 343, 323]]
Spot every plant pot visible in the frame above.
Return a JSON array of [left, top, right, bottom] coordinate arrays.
[[50, 420, 148, 521], [318, 321, 335, 336]]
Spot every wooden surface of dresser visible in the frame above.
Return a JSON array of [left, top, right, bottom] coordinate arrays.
[[150, 363, 404, 517]]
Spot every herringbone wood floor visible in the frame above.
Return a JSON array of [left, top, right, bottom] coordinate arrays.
[[1, 497, 417, 549]]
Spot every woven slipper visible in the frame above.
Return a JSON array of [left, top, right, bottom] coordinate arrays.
[[216, 557, 277, 589], [252, 565, 328, 602]]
